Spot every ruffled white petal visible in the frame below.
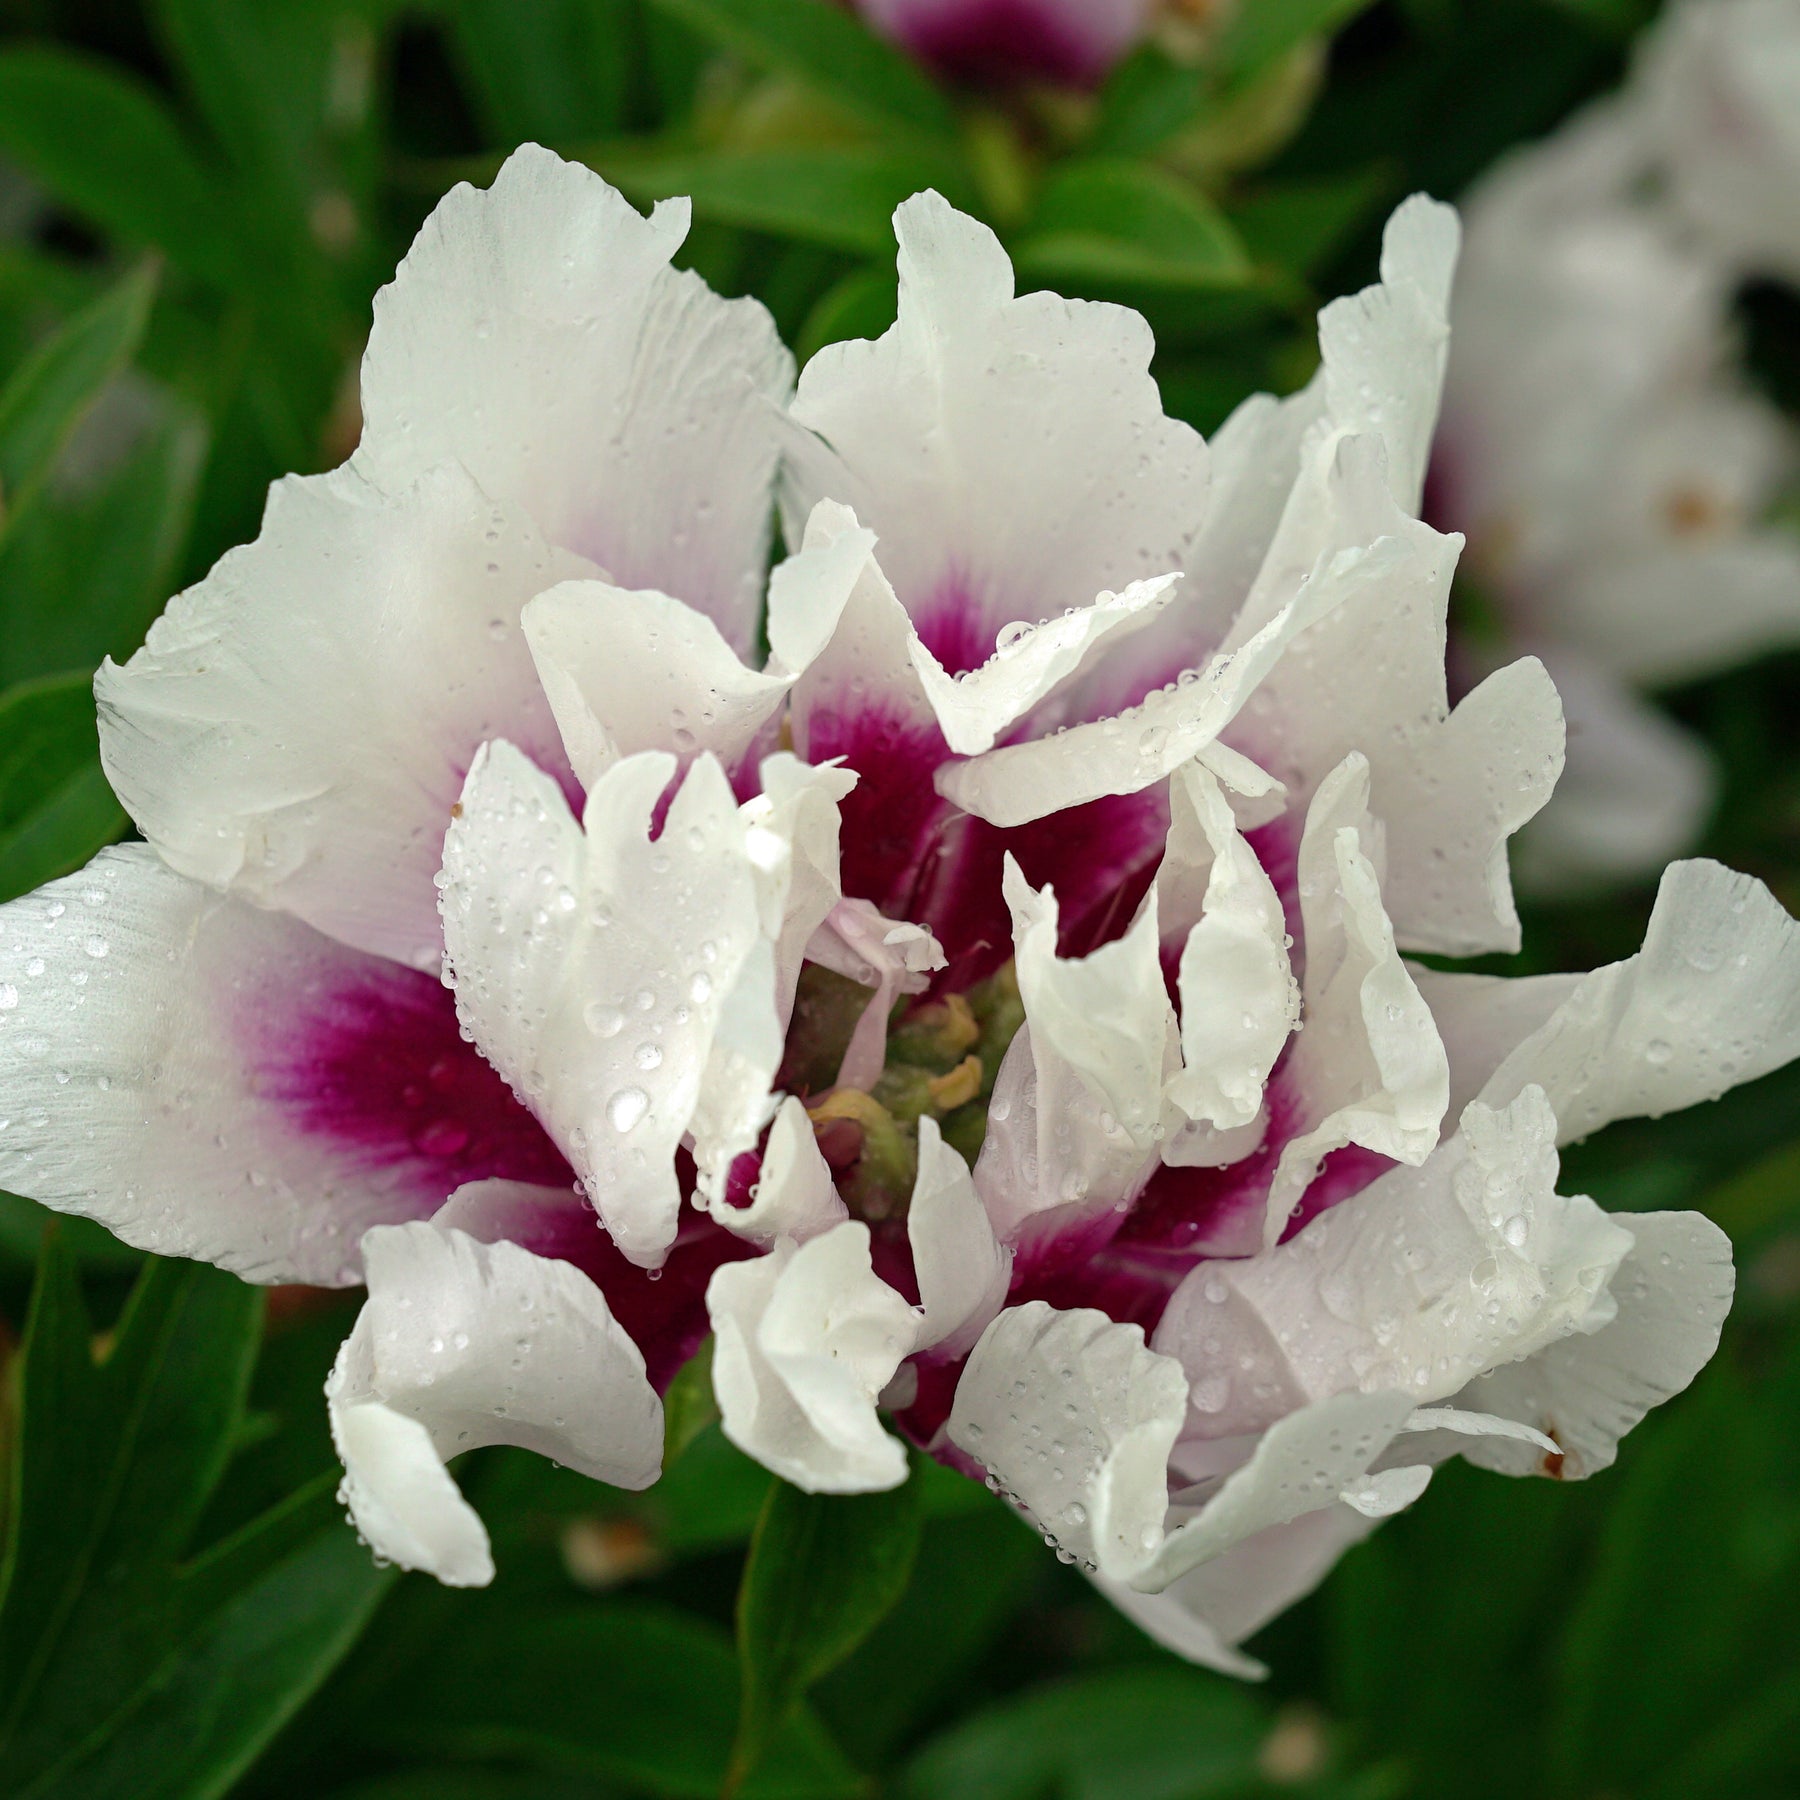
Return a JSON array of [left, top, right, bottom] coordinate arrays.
[[355, 145, 792, 650], [1156, 1088, 1633, 1440], [708, 1094, 846, 1246], [1095, 1504, 1378, 1679], [784, 192, 1208, 653], [908, 1116, 1012, 1357], [807, 897, 945, 1090], [97, 464, 591, 970], [707, 1221, 916, 1492], [909, 573, 1181, 756], [1262, 755, 1448, 1245], [1160, 761, 1298, 1148], [938, 529, 1411, 830], [522, 581, 790, 791], [328, 1220, 662, 1583], [0, 846, 465, 1286], [438, 743, 776, 1266], [1477, 858, 1800, 1144], [1451, 1209, 1734, 1479], [973, 861, 1175, 1253], [947, 1300, 1413, 1595]]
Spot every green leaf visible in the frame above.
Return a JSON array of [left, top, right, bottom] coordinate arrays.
[[795, 264, 898, 365], [373, 1598, 864, 1799], [588, 143, 966, 256], [813, 1502, 1041, 1764], [898, 1666, 1269, 1800], [0, 48, 239, 289], [0, 671, 126, 905], [1089, 46, 1213, 157], [0, 394, 209, 688], [0, 1241, 392, 1799], [729, 1473, 923, 1792], [448, 0, 634, 144], [662, 1335, 721, 1466], [1553, 1352, 1800, 1799], [647, 0, 954, 136], [1214, 0, 1379, 85], [0, 263, 157, 541], [1013, 160, 1253, 293], [1228, 168, 1395, 277]]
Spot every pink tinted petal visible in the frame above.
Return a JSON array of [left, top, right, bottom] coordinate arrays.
[[856, 0, 1151, 87]]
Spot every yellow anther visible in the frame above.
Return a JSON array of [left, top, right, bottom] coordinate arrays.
[[926, 1053, 983, 1112]]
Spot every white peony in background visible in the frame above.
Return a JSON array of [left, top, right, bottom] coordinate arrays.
[[1436, 0, 1800, 894], [3, 141, 1798, 1677]]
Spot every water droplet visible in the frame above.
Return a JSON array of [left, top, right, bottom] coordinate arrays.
[[584, 1002, 624, 1039], [608, 1087, 649, 1133]]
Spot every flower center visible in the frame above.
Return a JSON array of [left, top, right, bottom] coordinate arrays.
[[779, 963, 1023, 1223]]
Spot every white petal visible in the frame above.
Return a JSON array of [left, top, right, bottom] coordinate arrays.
[[439, 743, 769, 1266], [908, 573, 1182, 756], [1094, 1503, 1376, 1679], [327, 1221, 663, 1582], [938, 531, 1412, 830], [973, 862, 1176, 1254], [1315, 193, 1459, 515], [330, 1402, 493, 1587], [1262, 755, 1448, 1246], [1451, 1209, 1734, 1479], [909, 1116, 1012, 1357], [707, 1222, 916, 1492], [1477, 857, 1800, 1143], [1095, 1389, 1417, 1592], [522, 581, 790, 791], [1511, 652, 1716, 897], [709, 1095, 846, 1246], [1162, 762, 1298, 1141], [356, 146, 791, 651], [742, 753, 860, 1024], [784, 192, 1208, 654], [97, 464, 591, 970], [1157, 1087, 1632, 1441], [0, 846, 495, 1285], [1338, 1463, 1433, 1518], [948, 1301, 1189, 1571]]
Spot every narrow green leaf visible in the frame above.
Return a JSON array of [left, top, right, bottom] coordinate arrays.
[[730, 1473, 923, 1792], [0, 48, 239, 288], [0, 671, 126, 904], [1012, 159, 1253, 292], [1214, 0, 1379, 85], [662, 1336, 721, 1467], [0, 263, 156, 540], [374, 1599, 864, 1799], [899, 1667, 1268, 1800], [447, 0, 633, 144], [0, 1246, 389, 1800], [588, 143, 967, 256], [648, 0, 954, 136]]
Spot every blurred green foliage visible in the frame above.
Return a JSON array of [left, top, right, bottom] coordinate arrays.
[[0, 0, 1798, 1796]]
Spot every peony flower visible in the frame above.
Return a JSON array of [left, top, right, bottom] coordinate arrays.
[[1637, 0, 1800, 286], [851, 0, 1155, 90], [1436, 82, 1800, 892], [4, 146, 1798, 1671]]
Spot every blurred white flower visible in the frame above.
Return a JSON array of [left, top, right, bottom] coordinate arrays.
[[2, 149, 1796, 1671], [1436, 3, 1800, 892], [1639, 0, 1800, 286]]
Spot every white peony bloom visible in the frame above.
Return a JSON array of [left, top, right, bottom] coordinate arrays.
[[1436, 11, 1800, 892], [3, 148, 1795, 1670], [1638, 0, 1800, 286]]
